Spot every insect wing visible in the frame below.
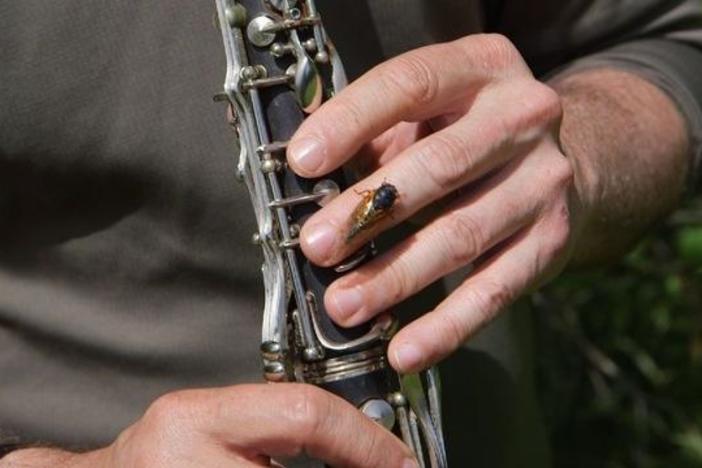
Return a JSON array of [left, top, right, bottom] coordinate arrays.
[[347, 191, 376, 241]]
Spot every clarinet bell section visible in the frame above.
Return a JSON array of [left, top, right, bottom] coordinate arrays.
[[213, 1, 447, 466]]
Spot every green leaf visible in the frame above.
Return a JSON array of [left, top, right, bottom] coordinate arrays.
[[675, 429, 702, 463]]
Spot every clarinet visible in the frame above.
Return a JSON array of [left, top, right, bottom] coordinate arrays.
[[213, 1, 447, 466]]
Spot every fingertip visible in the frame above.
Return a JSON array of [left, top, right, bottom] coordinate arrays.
[[323, 291, 351, 327], [324, 283, 366, 324], [300, 220, 338, 266], [287, 136, 326, 177], [389, 340, 426, 374]]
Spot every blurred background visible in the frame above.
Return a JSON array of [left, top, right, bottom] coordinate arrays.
[[532, 193, 702, 467]]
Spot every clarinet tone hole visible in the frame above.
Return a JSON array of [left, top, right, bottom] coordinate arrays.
[[288, 8, 302, 20]]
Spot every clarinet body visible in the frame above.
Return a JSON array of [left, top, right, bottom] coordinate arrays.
[[213, 1, 447, 466]]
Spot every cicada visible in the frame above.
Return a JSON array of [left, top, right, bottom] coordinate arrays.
[[346, 182, 399, 242]]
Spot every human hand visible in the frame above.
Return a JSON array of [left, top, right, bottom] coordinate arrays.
[[2, 384, 416, 468], [287, 34, 581, 374]]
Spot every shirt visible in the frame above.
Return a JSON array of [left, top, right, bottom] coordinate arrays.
[[1, 1, 701, 466]]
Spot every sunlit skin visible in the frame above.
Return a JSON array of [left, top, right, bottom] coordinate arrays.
[[288, 34, 688, 375], [2, 384, 417, 468], [6, 34, 689, 468]]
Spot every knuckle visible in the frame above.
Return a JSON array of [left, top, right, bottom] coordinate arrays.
[[532, 82, 563, 121], [333, 95, 369, 135], [112, 425, 160, 468], [510, 81, 562, 135], [471, 280, 512, 318], [477, 33, 521, 71], [386, 256, 418, 305], [416, 132, 474, 189], [536, 153, 574, 200], [550, 156, 575, 190], [127, 390, 203, 466], [543, 204, 572, 258], [357, 430, 381, 468], [491, 112, 514, 147], [442, 212, 484, 266], [380, 53, 439, 106], [439, 309, 469, 352], [145, 391, 190, 428], [285, 385, 328, 441]]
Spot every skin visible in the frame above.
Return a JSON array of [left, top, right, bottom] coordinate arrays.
[[0, 384, 417, 468], [4, 34, 688, 467], [287, 34, 689, 374]]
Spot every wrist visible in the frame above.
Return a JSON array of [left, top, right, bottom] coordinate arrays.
[[557, 117, 599, 266], [547, 82, 600, 249], [555, 97, 605, 267], [549, 66, 688, 266]]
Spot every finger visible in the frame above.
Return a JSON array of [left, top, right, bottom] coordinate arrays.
[[360, 122, 432, 174], [323, 147, 549, 327], [194, 384, 417, 468], [287, 34, 530, 177], [387, 208, 572, 373], [350, 122, 430, 179], [300, 79, 561, 266], [362, 117, 460, 175]]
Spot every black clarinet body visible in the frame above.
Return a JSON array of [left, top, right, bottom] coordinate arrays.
[[213, 1, 446, 466]]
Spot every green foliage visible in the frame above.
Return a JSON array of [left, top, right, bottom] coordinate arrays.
[[678, 227, 702, 267], [533, 197, 702, 467]]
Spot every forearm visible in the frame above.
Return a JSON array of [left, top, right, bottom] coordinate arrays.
[[550, 68, 690, 266]]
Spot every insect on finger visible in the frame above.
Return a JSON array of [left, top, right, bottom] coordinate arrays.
[[347, 182, 400, 242]]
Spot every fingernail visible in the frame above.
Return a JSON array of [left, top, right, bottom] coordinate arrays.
[[304, 222, 337, 259], [394, 344, 423, 373], [402, 457, 419, 468], [330, 286, 364, 321], [289, 137, 325, 174]]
